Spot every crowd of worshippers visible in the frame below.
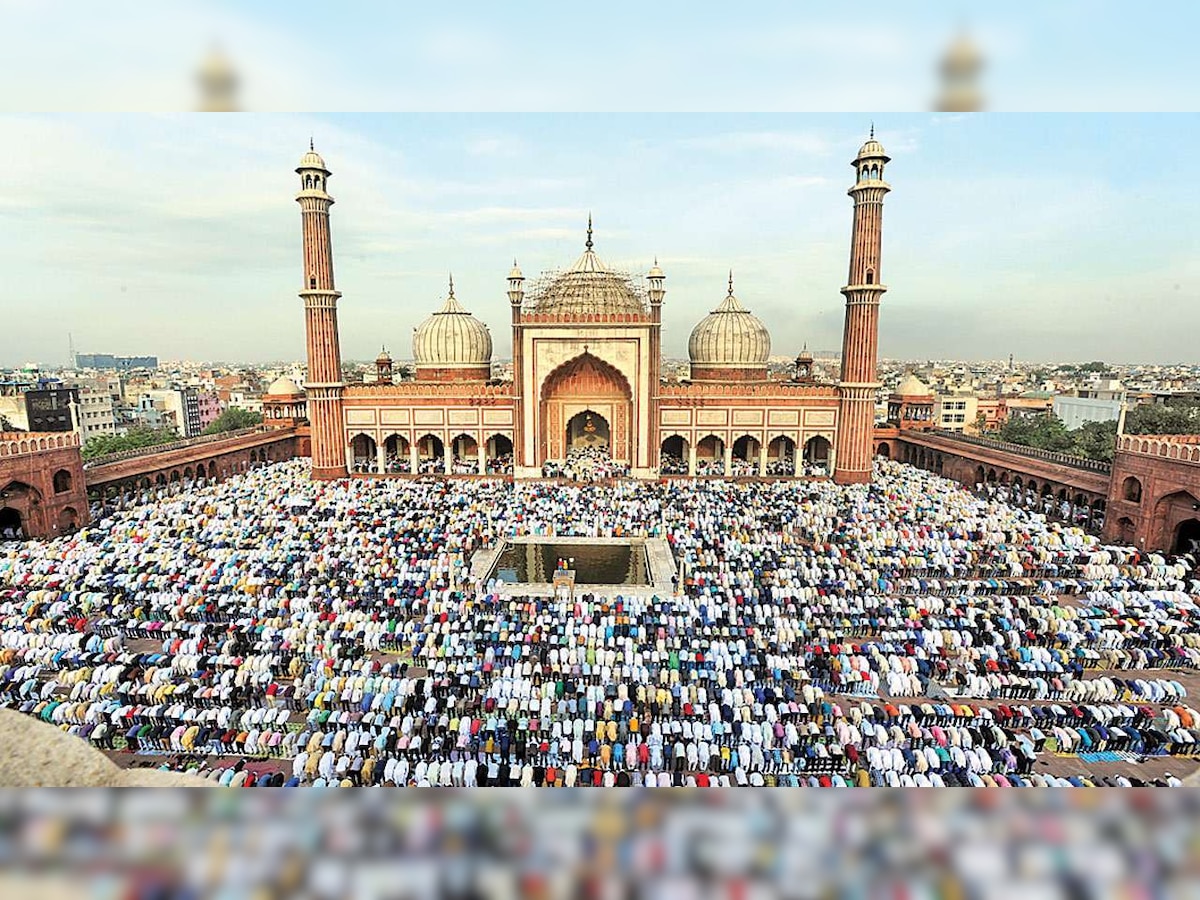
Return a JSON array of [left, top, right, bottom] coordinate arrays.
[[541, 446, 631, 482], [2, 458, 1200, 787]]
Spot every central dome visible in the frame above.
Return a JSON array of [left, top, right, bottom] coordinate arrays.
[[526, 220, 647, 317]]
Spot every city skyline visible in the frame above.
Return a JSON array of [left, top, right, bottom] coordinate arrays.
[[1, 113, 1196, 368]]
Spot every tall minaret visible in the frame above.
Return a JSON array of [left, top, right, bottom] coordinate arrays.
[[835, 129, 890, 485], [296, 141, 347, 479]]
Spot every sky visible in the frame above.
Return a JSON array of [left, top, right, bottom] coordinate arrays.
[[1, 113, 1197, 367]]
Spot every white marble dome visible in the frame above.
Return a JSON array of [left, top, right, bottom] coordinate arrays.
[[265, 376, 304, 397], [688, 277, 771, 369], [412, 283, 492, 369]]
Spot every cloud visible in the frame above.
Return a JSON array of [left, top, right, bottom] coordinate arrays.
[[678, 131, 834, 155]]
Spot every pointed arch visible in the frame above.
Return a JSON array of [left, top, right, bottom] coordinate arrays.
[[539, 351, 633, 465]]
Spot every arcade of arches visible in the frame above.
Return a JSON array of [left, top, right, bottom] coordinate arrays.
[[658, 433, 830, 478], [347, 431, 514, 475], [81, 432, 302, 514], [890, 439, 1110, 534]]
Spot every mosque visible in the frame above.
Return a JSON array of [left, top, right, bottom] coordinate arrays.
[[283, 132, 890, 485]]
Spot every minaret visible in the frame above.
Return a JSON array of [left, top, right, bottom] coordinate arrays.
[[296, 141, 347, 479], [508, 259, 526, 470], [647, 258, 665, 472], [835, 129, 890, 485]]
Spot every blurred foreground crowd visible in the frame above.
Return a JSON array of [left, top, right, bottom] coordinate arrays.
[[2, 792, 1199, 899]]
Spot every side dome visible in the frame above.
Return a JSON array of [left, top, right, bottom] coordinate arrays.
[[265, 376, 304, 397], [894, 372, 932, 396], [688, 274, 771, 381], [524, 219, 647, 318], [412, 279, 493, 382]]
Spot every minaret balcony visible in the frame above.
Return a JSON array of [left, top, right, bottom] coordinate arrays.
[[840, 282, 888, 296]]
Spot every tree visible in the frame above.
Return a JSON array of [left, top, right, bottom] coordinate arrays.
[[202, 408, 262, 435], [82, 426, 176, 461], [998, 413, 1074, 453], [1124, 401, 1200, 436], [1068, 419, 1118, 463]]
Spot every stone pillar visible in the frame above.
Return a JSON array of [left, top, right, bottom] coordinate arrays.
[[758, 441, 767, 477], [409, 441, 419, 474], [443, 437, 452, 475], [477, 439, 487, 474], [723, 441, 733, 477], [688, 441, 697, 476], [376, 441, 386, 474]]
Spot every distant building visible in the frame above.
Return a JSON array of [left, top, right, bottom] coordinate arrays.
[[1053, 378, 1126, 430], [196, 391, 222, 431], [132, 394, 175, 433], [142, 388, 202, 438], [75, 388, 117, 441], [228, 390, 263, 414], [1006, 394, 1055, 419], [0, 386, 79, 433], [933, 392, 976, 433], [1053, 395, 1123, 430], [975, 396, 1008, 432], [75, 353, 158, 371]]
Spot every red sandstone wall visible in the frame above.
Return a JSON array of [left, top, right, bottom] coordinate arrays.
[[0, 442, 89, 539], [415, 366, 491, 383], [688, 367, 768, 383], [1105, 447, 1200, 551]]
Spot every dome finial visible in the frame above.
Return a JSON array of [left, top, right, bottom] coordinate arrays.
[[728, 270, 734, 296], [870, 121, 874, 139], [586, 213, 593, 250], [448, 272, 455, 297], [309, 136, 314, 151]]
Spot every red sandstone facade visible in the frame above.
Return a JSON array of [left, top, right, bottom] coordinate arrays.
[[1105, 435, 1200, 553], [0, 432, 88, 539]]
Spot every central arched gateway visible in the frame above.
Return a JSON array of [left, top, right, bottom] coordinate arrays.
[[539, 352, 633, 465]]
